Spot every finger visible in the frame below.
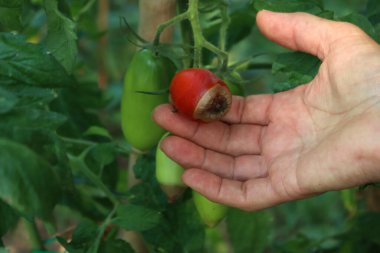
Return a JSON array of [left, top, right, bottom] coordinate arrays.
[[182, 169, 284, 211], [161, 136, 268, 180], [153, 104, 264, 155], [222, 95, 273, 125], [256, 10, 366, 59]]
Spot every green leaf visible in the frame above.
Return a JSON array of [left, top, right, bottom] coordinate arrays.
[[0, 139, 61, 219], [99, 239, 134, 253], [0, 6, 22, 31], [129, 153, 168, 209], [0, 108, 66, 131], [253, 0, 323, 14], [0, 199, 19, 237], [142, 198, 205, 253], [272, 52, 320, 92], [0, 86, 18, 113], [44, 0, 78, 74], [350, 212, 380, 245], [3, 85, 57, 108], [83, 126, 112, 140], [133, 153, 156, 181], [0, 32, 74, 87], [227, 208, 273, 253], [58, 219, 98, 253], [173, 200, 205, 252], [113, 204, 162, 231], [0, 0, 23, 8], [337, 13, 377, 41], [50, 84, 104, 137], [204, 7, 255, 51]]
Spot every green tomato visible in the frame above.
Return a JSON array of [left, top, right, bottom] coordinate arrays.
[[121, 49, 176, 151], [193, 191, 228, 228], [156, 132, 186, 202]]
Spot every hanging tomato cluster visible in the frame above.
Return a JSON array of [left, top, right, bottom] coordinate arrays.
[[121, 45, 245, 227]]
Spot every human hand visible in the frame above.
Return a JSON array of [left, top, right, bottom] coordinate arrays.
[[153, 10, 380, 211]]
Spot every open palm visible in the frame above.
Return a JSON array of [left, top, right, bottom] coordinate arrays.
[[153, 11, 380, 210]]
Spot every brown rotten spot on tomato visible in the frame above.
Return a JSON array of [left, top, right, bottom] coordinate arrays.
[[169, 68, 232, 122]]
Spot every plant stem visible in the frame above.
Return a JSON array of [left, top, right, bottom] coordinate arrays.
[[79, 162, 118, 205], [70, 151, 118, 205], [60, 136, 97, 147], [219, 1, 229, 52], [24, 218, 44, 250], [188, 0, 203, 67], [153, 0, 230, 69], [90, 204, 119, 253], [154, 11, 189, 46], [178, 0, 193, 68], [74, 0, 97, 21], [203, 40, 228, 70]]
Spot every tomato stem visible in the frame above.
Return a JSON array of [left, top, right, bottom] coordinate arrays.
[[153, 0, 229, 69], [188, 0, 203, 67], [153, 11, 189, 46], [69, 150, 119, 205], [90, 204, 119, 253], [219, 1, 229, 52]]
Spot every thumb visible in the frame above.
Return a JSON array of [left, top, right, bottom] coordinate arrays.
[[256, 10, 368, 59]]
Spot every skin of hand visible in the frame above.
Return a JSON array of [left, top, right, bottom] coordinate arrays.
[[153, 10, 380, 211]]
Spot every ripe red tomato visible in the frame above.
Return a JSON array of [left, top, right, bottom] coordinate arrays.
[[169, 68, 232, 122]]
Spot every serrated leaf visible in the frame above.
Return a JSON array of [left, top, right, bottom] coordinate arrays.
[[0, 138, 61, 219], [133, 153, 156, 181], [253, 0, 323, 14], [142, 199, 205, 253], [0, 86, 18, 113], [3, 85, 58, 108], [173, 200, 205, 252], [272, 52, 320, 92], [0, 32, 74, 87], [44, 0, 78, 74], [0, 108, 66, 131], [58, 219, 98, 253], [113, 204, 162, 231], [226, 209, 273, 253]]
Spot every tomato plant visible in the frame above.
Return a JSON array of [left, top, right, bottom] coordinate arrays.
[[0, 0, 380, 252]]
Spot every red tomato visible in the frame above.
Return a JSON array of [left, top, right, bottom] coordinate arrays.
[[169, 68, 232, 122]]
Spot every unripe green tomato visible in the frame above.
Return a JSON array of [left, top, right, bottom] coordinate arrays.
[[193, 191, 228, 228], [121, 49, 176, 151], [156, 132, 187, 202]]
